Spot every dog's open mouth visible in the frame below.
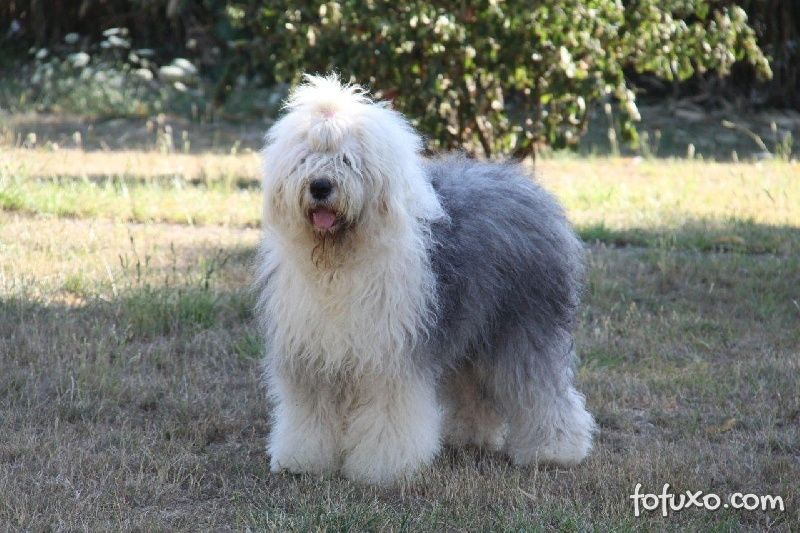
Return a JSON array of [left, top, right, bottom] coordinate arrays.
[[310, 207, 339, 232]]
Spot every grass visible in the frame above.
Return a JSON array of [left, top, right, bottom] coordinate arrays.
[[1, 148, 798, 530], [3, 149, 798, 253]]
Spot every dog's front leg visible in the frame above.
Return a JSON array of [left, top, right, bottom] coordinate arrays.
[[267, 367, 341, 476], [341, 370, 442, 485]]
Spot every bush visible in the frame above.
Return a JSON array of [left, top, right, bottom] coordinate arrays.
[[1, 1, 773, 155], [7, 28, 203, 119], [255, 1, 771, 158]]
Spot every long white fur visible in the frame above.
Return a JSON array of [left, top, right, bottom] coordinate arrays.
[[258, 74, 593, 485], [259, 78, 441, 377], [258, 75, 444, 484]]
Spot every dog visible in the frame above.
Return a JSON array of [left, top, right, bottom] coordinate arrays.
[[256, 74, 594, 485]]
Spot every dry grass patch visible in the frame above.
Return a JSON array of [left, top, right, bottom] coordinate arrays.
[[2, 150, 798, 253], [1, 152, 798, 529], [0, 149, 259, 181]]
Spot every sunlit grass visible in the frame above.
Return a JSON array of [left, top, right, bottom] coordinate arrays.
[[543, 158, 799, 228], [2, 150, 798, 253]]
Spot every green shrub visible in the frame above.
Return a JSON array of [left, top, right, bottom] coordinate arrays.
[[255, 1, 771, 158], [3, 27, 204, 119]]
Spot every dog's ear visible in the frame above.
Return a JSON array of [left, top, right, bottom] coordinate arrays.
[[269, 180, 286, 217], [378, 183, 391, 215], [260, 158, 291, 227], [367, 165, 396, 219]]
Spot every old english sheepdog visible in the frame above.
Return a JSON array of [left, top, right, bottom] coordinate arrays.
[[257, 75, 594, 485]]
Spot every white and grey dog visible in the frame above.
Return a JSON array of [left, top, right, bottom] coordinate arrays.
[[257, 75, 594, 485]]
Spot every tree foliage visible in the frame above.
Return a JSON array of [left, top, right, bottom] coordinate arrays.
[[2, 1, 772, 157], [252, 1, 770, 158]]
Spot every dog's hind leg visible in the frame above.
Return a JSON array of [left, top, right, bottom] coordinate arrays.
[[440, 361, 508, 451], [491, 331, 595, 467], [502, 381, 594, 466]]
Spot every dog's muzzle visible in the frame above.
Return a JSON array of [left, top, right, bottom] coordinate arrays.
[[307, 178, 341, 232], [309, 178, 333, 201]]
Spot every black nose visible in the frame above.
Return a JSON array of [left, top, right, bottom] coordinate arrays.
[[309, 178, 333, 200]]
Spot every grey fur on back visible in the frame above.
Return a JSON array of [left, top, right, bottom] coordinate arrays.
[[424, 155, 584, 393]]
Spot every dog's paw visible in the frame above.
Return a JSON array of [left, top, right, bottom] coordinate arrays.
[[341, 445, 416, 486], [269, 447, 337, 476], [341, 421, 440, 485], [268, 433, 338, 476]]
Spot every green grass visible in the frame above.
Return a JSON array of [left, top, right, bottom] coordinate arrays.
[[3, 151, 798, 252], [578, 218, 800, 255], [0, 173, 261, 226], [1, 150, 798, 530]]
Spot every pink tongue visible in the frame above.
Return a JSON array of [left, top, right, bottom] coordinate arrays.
[[312, 208, 337, 230]]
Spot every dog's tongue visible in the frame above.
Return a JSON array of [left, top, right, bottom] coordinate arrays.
[[312, 208, 337, 230]]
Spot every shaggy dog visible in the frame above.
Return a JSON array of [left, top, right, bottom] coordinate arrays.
[[257, 75, 595, 485]]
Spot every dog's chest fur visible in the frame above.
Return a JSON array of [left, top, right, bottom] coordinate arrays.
[[261, 227, 436, 375]]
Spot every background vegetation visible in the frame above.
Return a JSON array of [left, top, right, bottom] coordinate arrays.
[[2, 1, 794, 158]]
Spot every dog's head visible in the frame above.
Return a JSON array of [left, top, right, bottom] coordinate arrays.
[[261, 74, 443, 252]]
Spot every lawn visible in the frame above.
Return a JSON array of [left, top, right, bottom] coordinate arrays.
[[1, 149, 798, 529]]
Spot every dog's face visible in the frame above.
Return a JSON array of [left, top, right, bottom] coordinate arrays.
[[303, 153, 356, 236], [262, 102, 379, 243], [281, 126, 369, 239], [261, 75, 444, 257]]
